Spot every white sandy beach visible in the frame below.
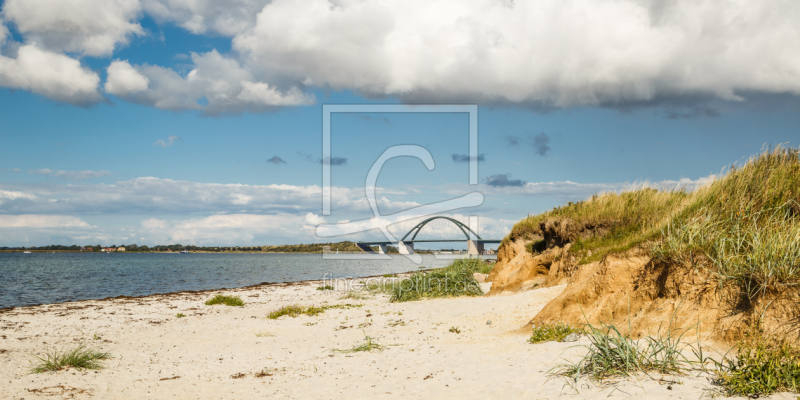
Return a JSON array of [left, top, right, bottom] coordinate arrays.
[[0, 280, 795, 400]]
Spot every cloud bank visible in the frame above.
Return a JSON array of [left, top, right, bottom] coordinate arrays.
[[3, 1, 800, 111]]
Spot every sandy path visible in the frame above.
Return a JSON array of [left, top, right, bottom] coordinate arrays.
[[0, 281, 795, 399]]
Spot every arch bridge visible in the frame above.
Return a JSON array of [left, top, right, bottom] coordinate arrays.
[[355, 216, 500, 255]]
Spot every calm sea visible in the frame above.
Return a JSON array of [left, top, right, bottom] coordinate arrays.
[[0, 252, 487, 309]]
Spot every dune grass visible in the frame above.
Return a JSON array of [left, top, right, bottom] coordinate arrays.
[[205, 295, 244, 307], [506, 146, 800, 306], [529, 321, 581, 344], [389, 258, 486, 302], [554, 318, 700, 382], [31, 344, 112, 373], [712, 328, 800, 396]]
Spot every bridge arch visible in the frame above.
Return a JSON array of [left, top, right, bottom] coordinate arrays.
[[400, 216, 482, 241]]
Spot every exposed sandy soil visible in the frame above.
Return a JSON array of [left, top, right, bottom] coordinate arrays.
[[0, 280, 795, 399]]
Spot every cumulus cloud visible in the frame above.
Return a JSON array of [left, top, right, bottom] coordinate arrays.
[[229, 0, 800, 109], [153, 135, 183, 147], [0, 45, 103, 105], [105, 51, 314, 114], [105, 60, 149, 94], [2, 0, 143, 56], [141, 0, 269, 36], [27, 169, 112, 180], [451, 153, 485, 163], [267, 156, 287, 164], [486, 174, 526, 187]]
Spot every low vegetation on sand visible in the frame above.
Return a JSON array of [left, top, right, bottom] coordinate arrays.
[[205, 295, 244, 306], [388, 258, 488, 302], [267, 303, 362, 319], [529, 322, 581, 344], [715, 329, 800, 396], [334, 335, 386, 353], [31, 344, 112, 373]]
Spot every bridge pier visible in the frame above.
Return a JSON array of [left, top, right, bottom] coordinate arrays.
[[397, 241, 415, 255], [377, 244, 388, 254], [467, 240, 484, 255]]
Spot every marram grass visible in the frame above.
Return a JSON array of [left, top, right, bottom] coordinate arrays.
[[31, 344, 112, 373], [205, 295, 244, 306], [507, 145, 800, 304]]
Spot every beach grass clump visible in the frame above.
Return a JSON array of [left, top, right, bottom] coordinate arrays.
[[714, 330, 800, 396], [529, 322, 581, 344], [176, 313, 186, 318], [389, 258, 485, 302], [316, 285, 334, 291], [31, 344, 112, 373], [555, 319, 698, 381], [267, 303, 362, 319], [334, 335, 385, 353], [205, 295, 244, 307]]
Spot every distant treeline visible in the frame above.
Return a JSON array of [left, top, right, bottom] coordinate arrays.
[[0, 241, 400, 253]]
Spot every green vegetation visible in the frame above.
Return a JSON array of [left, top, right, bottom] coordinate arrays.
[[555, 319, 698, 382], [389, 258, 486, 302], [176, 313, 186, 318], [715, 330, 800, 396], [334, 335, 386, 353], [529, 322, 581, 344], [267, 303, 362, 319], [205, 295, 244, 307], [263, 241, 372, 253], [316, 285, 334, 291], [506, 146, 800, 306], [31, 344, 112, 373]]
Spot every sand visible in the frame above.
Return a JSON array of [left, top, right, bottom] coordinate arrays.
[[0, 280, 795, 399]]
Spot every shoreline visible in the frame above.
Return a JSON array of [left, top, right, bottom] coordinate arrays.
[[0, 270, 426, 312]]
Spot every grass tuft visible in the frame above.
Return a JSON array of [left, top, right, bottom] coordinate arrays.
[[316, 285, 334, 291], [334, 335, 385, 353], [31, 344, 112, 373], [390, 258, 485, 302], [529, 321, 581, 344], [554, 318, 698, 382], [714, 330, 800, 396], [176, 313, 186, 318], [205, 295, 244, 307]]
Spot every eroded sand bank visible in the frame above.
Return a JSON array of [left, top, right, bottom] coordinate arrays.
[[0, 280, 794, 399]]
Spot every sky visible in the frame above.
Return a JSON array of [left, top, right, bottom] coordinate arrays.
[[2, 0, 800, 248]]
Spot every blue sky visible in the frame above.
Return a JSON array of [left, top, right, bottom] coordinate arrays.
[[1, 1, 800, 247]]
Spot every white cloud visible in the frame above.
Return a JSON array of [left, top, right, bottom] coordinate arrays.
[[153, 135, 182, 147], [27, 169, 112, 180], [229, 0, 800, 107], [107, 50, 314, 114], [141, 0, 269, 36], [2, 0, 143, 56], [0, 177, 421, 216], [0, 190, 38, 206], [105, 60, 149, 94], [0, 45, 102, 105], [0, 21, 8, 46], [0, 214, 88, 228]]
